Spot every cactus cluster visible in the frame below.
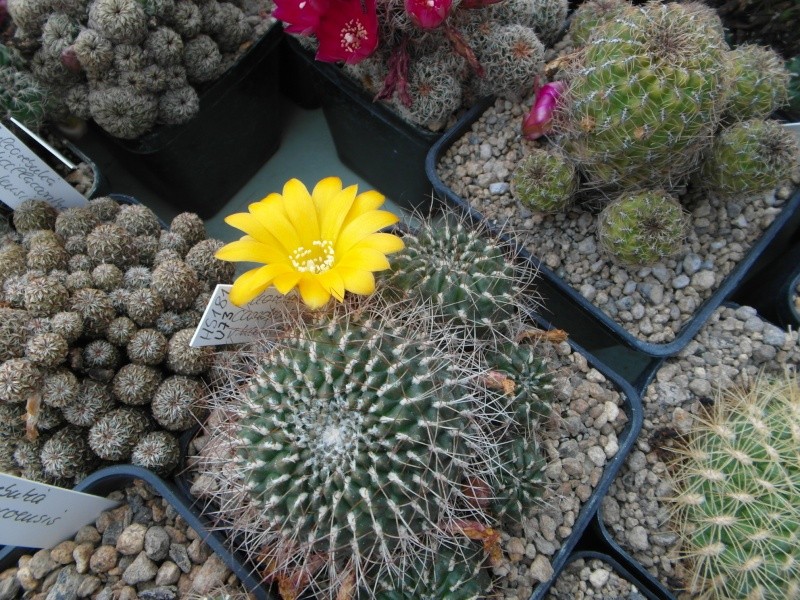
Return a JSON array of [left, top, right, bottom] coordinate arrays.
[[510, 0, 799, 267], [0, 197, 235, 484], [669, 371, 800, 599], [4, 0, 271, 138], [300, 0, 567, 129], [195, 214, 554, 598]]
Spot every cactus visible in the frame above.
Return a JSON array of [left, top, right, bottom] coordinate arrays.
[[384, 217, 531, 338], [698, 119, 800, 201], [555, 1, 729, 193], [669, 371, 800, 600], [0, 196, 232, 483], [723, 44, 791, 121], [510, 148, 578, 213], [566, 0, 633, 47], [596, 190, 689, 266], [0, 43, 48, 128]]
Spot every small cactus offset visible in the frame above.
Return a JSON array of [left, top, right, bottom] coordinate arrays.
[[698, 119, 800, 201], [596, 190, 689, 266], [668, 371, 800, 600], [722, 44, 791, 122], [510, 148, 578, 213]]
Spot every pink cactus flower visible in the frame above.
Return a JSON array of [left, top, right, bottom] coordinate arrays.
[[315, 0, 379, 64], [404, 0, 451, 29], [273, 0, 330, 34], [522, 80, 565, 140]]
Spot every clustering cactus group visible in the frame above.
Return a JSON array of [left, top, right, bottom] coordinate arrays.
[[668, 371, 800, 599], [0, 197, 235, 485], [510, 0, 799, 267], [194, 216, 555, 598], [3, 0, 271, 138]]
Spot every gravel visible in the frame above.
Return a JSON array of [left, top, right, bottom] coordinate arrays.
[[546, 557, 647, 599], [0, 480, 254, 600], [436, 97, 800, 345], [187, 337, 630, 600], [600, 305, 800, 596]]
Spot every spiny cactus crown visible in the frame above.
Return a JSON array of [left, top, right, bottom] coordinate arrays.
[[722, 43, 791, 122], [596, 189, 689, 266], [669, 371, 800, 600], [511, 148, 578, 213]]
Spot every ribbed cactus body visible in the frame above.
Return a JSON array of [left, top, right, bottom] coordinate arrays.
[[558, 2, 728, 192], [723, 44, 790, 122], [567, 0, 633, 47], [236, 316, 467, 561], [511, 149, 578, 213], [386, 220, 519, 334], [492, 436, 544, 524], [485, 342, 553, 428], [596, 190, 688, 266], [699, 119, 800, 200], [670, 372, 800, 599]]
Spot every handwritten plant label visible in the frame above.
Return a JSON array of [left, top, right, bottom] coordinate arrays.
[[190, 284, 291, 347], [0, 473, 119, 548], [0, 122, 88, 210]]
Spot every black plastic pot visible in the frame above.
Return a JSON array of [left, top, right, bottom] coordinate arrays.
[[426, 103, 800, 359], [80, 24, 285, 220], [176, 325, 642, 600], [733, 239, 800, 329], [289, 40, 492, 212], [548, 550, 665, 600], [0, 465, 271, 599], [280, 35, 324, 110], [66, 141, 108, 199]]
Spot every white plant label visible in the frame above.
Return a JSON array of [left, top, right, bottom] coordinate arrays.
[[190, 284, 290, 347], [0, 122, 88, 209], [0, 473, 119, 548]]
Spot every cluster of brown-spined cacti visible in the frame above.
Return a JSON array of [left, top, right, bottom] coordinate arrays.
[[0, 197, 235, 484]]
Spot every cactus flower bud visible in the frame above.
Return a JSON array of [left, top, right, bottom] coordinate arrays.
[[404, 0, 451, 29], [60, 46, 82, 73], [522, 80, 565, 140]]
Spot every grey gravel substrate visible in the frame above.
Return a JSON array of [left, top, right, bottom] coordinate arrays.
[[546, 557, 646, 600], [0, 480, 253, 600], [188, 338, 629, 600], [600, 305, 800, 597], [436, 97, 800, 345]]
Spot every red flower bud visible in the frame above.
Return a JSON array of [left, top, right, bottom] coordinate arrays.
[[522, 80, 565, 140]]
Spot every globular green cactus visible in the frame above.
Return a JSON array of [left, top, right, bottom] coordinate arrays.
[[510, 148, 578, 213], [723, 44, 791, 121], [596, 190, 689, 266], [556, 1, 729, 193], [669, 371, 800, 600], [566, 0, 633, 47], [385, 217, 530, 337], [698, 119, 800, 201]]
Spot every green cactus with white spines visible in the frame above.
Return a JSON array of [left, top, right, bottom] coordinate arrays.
[[669, 371, 800, 600], [556, 1, 729, 193], [722, 44, 791, 122], [699, 119, 800, 201], [566, 0, 633, 47], [511, 148, 578, 214], [596, 190, 689, 266], [385, 218, 532, 338], [0, 44, 48, 128]]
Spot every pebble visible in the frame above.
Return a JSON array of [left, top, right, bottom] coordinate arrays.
[[190, 554, 230, 595], [489, 182, 510, 194], [627, 526, 649, 551], [672, 274, 690, 289], [122, 552, 158, 585], [144, 527, 171, 561], [116, 523, 147, 556], [691, 270, 715, 290], [589, 567, 611, 588], [529, 555, 554, 583]]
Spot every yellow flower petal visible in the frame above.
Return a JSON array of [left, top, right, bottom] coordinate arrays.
[[282, 179, 320, 246], [229, 263, 292, 306], [215, 238, 288, 264], [356, 232, 406, 254], [335, 210, 401, 255], [311, 177, 343, 211], [318, 185, 358, 242], [316, 269, 345, 302], [338, 268, 376, 295], [223, 212, 278, 243], [273, 271, 302, 294], [249, 195, 301, 252], [345, 189, 386, 223], [297, 276, 331, 309], [337, 247, 392, 272]]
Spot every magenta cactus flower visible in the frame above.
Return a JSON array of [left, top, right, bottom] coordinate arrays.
[[315, 0, 379, 63], [522, 80, 565, 140], [404, 0, 452, 29], [273, 0, 331, 34]]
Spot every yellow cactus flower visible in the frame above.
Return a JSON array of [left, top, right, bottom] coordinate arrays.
[[216, 177, 405, 308]]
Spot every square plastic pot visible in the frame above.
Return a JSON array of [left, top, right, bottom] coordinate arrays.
[[80, 24, 285, 220], [0, 465, 271, 599], [425, 102, 800, 359]]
